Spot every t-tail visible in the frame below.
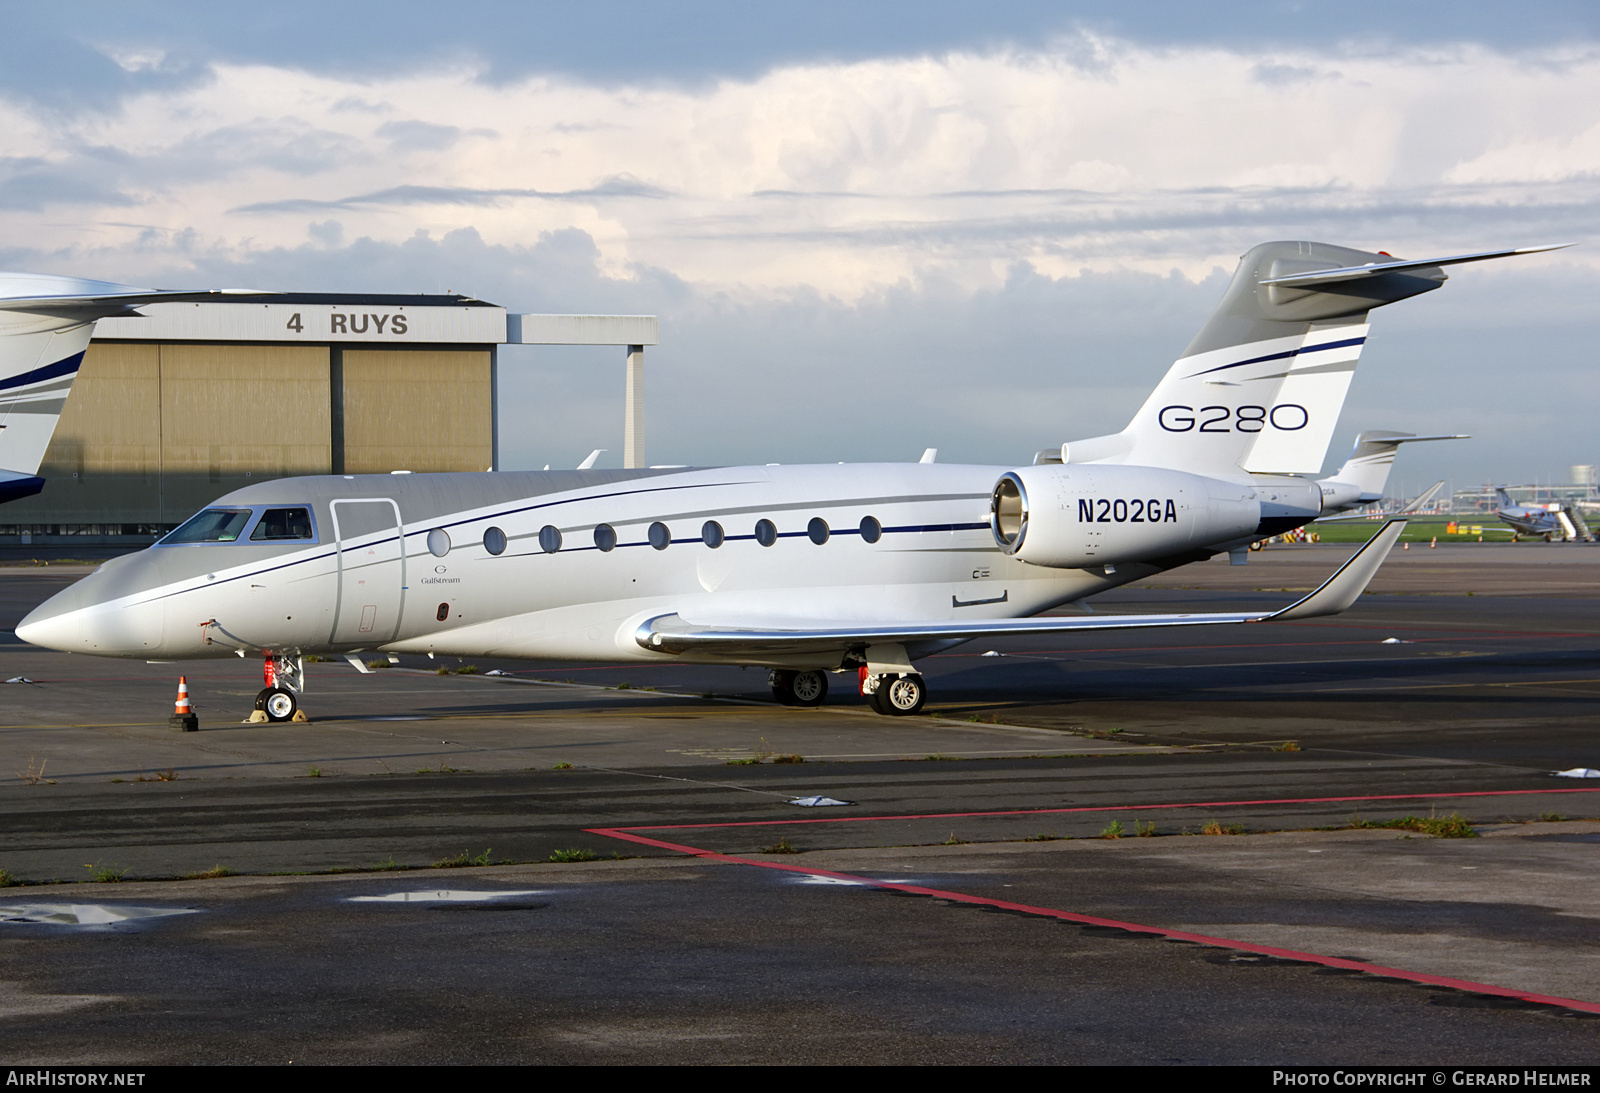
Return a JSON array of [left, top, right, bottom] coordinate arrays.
[[0, 272, 264, 504], [1317, 430, 1467, 513], [1061, 242, 1570, 477]]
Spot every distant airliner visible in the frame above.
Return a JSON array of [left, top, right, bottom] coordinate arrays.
[[13, 242, 1570, 721]]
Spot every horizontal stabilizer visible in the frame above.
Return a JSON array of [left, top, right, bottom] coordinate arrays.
[[635, 521, 1405, 658], [0, 272, 266, 314], [1259, 244, 1572, 288]]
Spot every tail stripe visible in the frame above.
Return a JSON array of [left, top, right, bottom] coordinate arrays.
[[1184, 336, 1366, 380], [0, 350, 84, 393]]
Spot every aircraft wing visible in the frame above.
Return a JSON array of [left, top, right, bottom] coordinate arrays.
[[636, 521, 1405, 656]]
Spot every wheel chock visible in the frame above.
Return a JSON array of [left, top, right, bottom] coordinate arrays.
[[168, 675, 199, 732], [290, 710, 309, 723], [243, 709, 269, 724]]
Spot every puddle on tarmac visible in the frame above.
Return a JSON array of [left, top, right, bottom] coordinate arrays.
[[347, 889, 546, 903], [0, 903, 200, 926]]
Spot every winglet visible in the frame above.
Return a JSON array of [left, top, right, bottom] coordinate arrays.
[[1260, 520, 1406, 622]]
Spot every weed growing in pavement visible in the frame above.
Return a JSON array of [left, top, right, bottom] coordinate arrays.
[[616, 681, 631, 690], [434, 848, 494, 869], [0, 868, 13, 887], [1024, 833, 1063, 842], [16, 757, 51, 785], [773, 754, 804, 764], [924, 753, 959, 761], [548, 848, 598, 863], [762, 838, 799, 854], [373, 856, 403, 871], [156, 768, 179, 782], [84, 862, 127, 883], [183, 865, 235, 880], [551, 762, 574, 770], [366, 659, 390, 670], [1272, 740, 1302, 752], [436, 667, 451, 675], [725, 757, 759, 766], [1135, 821, 1157, 837], [306, 767, 323, 778], [943, 833, 969, 845], [1100, 820, 1125, 839], [1538, 813, 1566, 822], [1353, 813, 1478, 838], [453, 665, 479, 675], [1201, 821, 1246, 836]]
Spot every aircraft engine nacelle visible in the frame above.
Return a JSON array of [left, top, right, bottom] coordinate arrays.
[[990, 464, 1263, 568]]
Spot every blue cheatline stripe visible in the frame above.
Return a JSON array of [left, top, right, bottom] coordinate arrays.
[[1183, 336, 1366, 380], [141, 514, 1000, 607], [0, 350, 85, 393]]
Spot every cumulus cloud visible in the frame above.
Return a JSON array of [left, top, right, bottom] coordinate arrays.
[[0, 34, 1596, 483]]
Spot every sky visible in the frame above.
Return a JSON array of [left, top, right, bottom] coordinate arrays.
[[4, 2, 1598, 493]]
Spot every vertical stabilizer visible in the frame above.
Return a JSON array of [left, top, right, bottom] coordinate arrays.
[[1064, 241, 1563, 477], [0, 272, 264, 504]]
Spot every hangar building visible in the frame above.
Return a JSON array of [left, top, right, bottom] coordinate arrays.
[[0, 293, 656, 545]]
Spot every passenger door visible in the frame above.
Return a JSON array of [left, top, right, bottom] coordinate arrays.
[[329, 498, 406, 646]]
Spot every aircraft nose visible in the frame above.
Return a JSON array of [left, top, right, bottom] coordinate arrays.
[[15, 569, 165, 655]]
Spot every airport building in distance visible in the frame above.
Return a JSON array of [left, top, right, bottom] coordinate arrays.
[[0, 294, 656, 545]]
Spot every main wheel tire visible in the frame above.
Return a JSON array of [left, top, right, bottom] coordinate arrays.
[[789, 670, 828, 707], [771, 669, 828, 707], [259, 687, 298, 723], [876, 674, 927, 716]]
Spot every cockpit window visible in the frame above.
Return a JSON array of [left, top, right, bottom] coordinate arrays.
[[163, 508, 254, 544], [250, 507, 315, 541]]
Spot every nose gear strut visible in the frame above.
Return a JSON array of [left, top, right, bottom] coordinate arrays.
[[246, 652, 307, 723]]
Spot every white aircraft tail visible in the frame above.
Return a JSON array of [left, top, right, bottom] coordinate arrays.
[[1064, 242, 1568, 477], [0, 272, 264, 503], [1317, 430, 1467, 511]]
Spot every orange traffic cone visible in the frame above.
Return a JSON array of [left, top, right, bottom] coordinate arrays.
[[169, 676, 199, 732]]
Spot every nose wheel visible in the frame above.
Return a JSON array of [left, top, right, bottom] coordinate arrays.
[[255, 687, 299, 722], [246, 653, 308, 723]]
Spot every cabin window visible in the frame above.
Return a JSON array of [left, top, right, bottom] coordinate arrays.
[[808, 517, 830, 545], [754, 519, 777, 547], [702, 520, 724, 548], [648, 521, 671, 550], [249, 507, 315, 541], [483, 526, 507, 555], [163, 508, 254, 544], [594, 524, 617, 552], [436, 602, 449, 622], [427, 528, 451, 557], [860, 515, 882, 543], [539, 525, 562, 553]]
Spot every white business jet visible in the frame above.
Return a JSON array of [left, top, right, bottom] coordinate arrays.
[[14, 241, 1568, 721]]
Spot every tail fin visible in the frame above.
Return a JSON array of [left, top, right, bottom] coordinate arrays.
[[1065, 241, 1570, 476], [1317, 430, 1467, 512], [0, 272, 263, 503]]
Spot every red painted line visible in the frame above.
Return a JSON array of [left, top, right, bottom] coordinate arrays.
[[585, 825, 1600, 1016], [598, 786, 1600, 833]]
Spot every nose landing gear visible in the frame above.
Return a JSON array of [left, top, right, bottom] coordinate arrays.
[[247, 653, 308, 723]]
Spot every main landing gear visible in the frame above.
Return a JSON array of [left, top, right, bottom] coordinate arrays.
[[863, 670, 928, 716], [770, 669, 829, 707], [766, 666, 930, 716], [248, 653, 307, 723]]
